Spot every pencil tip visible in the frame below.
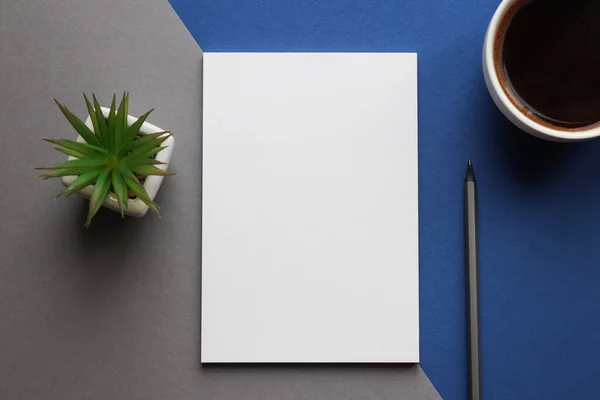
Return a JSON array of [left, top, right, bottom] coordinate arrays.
[[466, 160, 475, 181]]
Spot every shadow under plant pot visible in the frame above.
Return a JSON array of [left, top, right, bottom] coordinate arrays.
[[62, 107, 175, 218]]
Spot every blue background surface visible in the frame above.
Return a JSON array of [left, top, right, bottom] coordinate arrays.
[[169, 1, 600, 398]]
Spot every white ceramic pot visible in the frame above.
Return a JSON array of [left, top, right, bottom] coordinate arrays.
[[483, 0, 600, 142], [62, 107, 175, 217]]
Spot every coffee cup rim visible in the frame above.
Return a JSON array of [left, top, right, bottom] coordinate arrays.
[[484, 0, 600, 141]]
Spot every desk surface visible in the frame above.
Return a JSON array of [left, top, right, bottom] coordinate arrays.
[[169, 0, 600, 399], [0, 1, 439, 399]]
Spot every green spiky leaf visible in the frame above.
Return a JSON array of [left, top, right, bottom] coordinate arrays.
[[83, 94, 101, 143], [54, 99, 101, 147], [54, 146, 86, 159], [120, 108, 153, 153], [114, 92, 128, 154], [122, 92, 129, 140], [106, 94, 117, 153], [123, 156, 165, 166], [58, 169, 103, 197], [129, 165, 174, 176], [38, 166, 103, 179], [143, 146, 167, 158], [44, 139, 108, 158], [120, 131, 170, 156], [128, 134, 171, 159], [37, 157, 109, 170], [92, 94, 107, 145], [85, 168, 112, 227], [111, 168, 128, 217], [119, 166, 159, 215]]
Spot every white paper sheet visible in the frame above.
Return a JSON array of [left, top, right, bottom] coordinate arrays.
[[202, 53, 419, 363]]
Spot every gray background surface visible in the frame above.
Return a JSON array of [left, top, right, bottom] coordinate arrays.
[[0, 1, 440, 398]]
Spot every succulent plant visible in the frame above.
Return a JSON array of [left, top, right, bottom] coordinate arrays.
[[37, 92, 173, 227]]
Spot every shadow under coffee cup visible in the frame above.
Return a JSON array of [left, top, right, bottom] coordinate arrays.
[[483, 0, 600, 142]]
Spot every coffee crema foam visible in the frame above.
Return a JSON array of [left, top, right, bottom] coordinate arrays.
[[493, 0, 600, 132]]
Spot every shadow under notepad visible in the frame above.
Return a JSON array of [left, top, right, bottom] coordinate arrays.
[[198, 55, 205, 368], [200, 363, 439, 399], [202, 363, 422, 379], [202, 362, 418, 369]]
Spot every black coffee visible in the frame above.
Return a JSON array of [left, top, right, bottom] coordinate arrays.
[[500, 0, 600, 129]]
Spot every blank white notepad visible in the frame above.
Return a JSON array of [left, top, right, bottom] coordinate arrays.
[[202, 53, 419, 363]]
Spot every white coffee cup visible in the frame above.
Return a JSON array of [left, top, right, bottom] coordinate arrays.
[[483, 0, 600, 142]]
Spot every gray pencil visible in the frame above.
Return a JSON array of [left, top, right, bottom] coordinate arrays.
[[465, 160, 481, 400]]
